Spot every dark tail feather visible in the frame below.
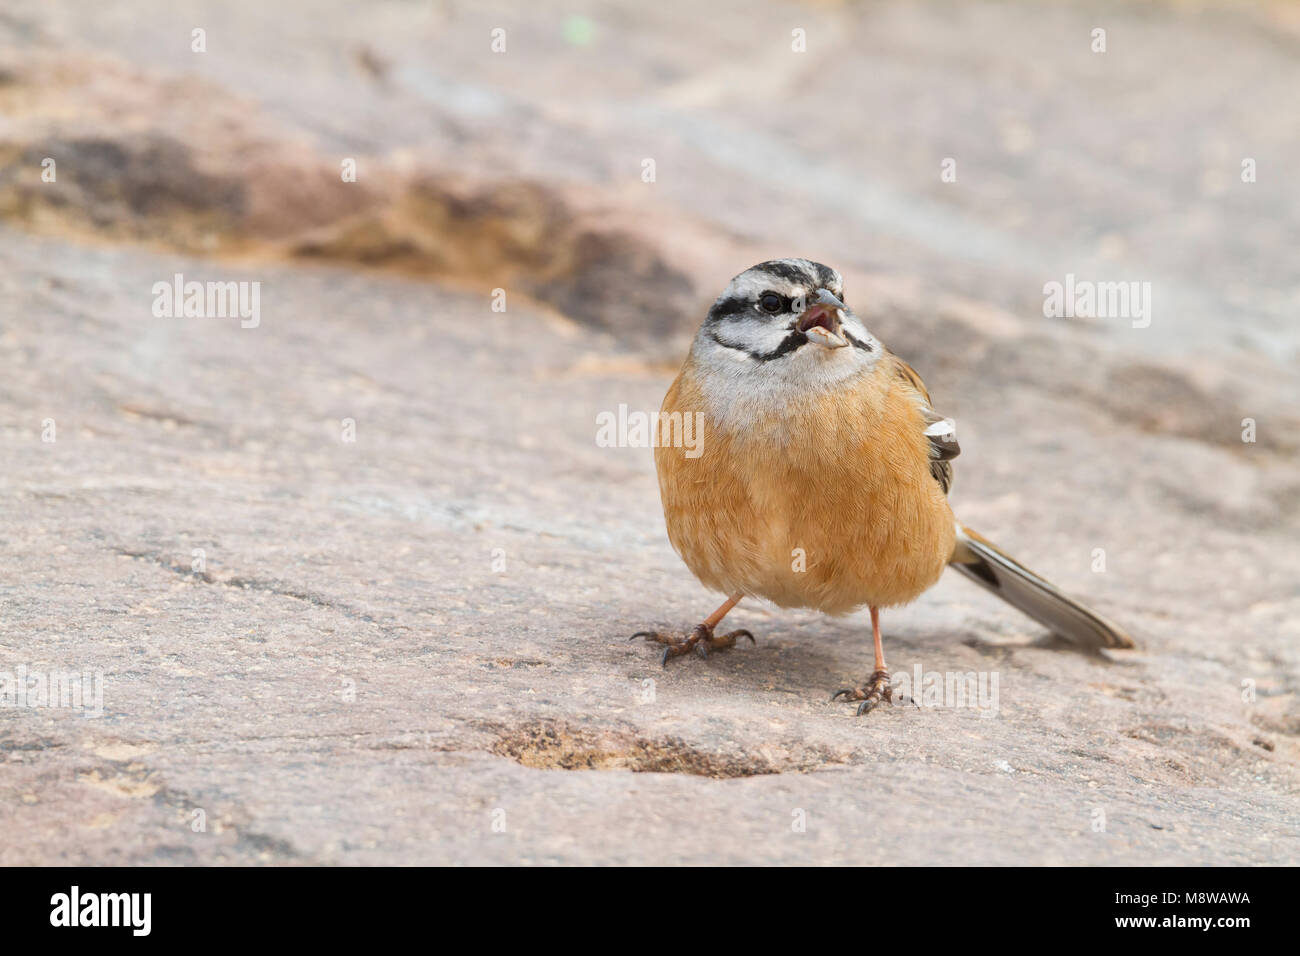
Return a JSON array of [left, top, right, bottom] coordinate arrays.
[[949, 524, 1135, 650]]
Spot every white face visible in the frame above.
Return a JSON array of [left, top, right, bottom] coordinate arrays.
[[689, 259, 881, 426]]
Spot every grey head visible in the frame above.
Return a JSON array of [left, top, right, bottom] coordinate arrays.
[[692, 259, 881, 397]]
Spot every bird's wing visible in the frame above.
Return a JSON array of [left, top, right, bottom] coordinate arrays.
[[889, 354, 959, 494]]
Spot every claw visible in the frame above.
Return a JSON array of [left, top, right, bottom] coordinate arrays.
[[833, 669, 893, 716], [634, 621, 755, 667]]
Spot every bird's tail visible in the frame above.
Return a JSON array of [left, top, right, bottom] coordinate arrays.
[[949, 523, 1135, 650]]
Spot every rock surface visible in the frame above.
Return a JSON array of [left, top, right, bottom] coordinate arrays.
[[0, 0, 1297, 865]]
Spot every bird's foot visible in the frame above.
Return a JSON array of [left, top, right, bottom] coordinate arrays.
[[832, 669, 894, 716], [630, 623, 755, 667]]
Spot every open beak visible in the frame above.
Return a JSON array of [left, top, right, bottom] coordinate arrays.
[[796, 289, 849, 349]]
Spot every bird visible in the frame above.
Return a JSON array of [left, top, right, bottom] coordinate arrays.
[[632, 258, 1135, 714]]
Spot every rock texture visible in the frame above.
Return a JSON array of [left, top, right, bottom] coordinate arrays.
[[0, 0, 1296, 865]]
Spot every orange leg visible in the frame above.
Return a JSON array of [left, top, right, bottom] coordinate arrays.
[[871, 605, 887, 674], [832, 605, 895, 715], [631, 592, 755, 667], [703, 593, 743, 629]]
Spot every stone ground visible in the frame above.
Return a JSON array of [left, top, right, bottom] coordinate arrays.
[[0, 0, 1297, 864]]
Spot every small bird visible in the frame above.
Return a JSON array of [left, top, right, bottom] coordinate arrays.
[[634, 258, 1134, 714]]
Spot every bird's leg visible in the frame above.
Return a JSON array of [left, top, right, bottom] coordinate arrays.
[[631, 592, 755, 667], [832, 606, 895, 715]]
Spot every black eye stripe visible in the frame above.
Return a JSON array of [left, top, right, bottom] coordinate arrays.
[[705, 295, 751, 323], [707, 282, 848, 325]]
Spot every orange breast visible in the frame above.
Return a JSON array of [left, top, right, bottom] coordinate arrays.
[[654, 362, 955, 614]]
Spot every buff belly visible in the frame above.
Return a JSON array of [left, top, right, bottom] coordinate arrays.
[[654, 365, 955, 615]]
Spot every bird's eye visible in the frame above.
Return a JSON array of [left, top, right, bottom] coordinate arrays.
[[758, 292, 783, 314]]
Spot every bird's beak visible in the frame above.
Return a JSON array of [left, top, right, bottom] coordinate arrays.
[[796, 289, 849, 349]]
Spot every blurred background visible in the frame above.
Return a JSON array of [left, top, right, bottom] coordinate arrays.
[[1, 1, 1296, 865]]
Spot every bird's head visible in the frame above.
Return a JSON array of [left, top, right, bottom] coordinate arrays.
[[693, 259, 880, 388]]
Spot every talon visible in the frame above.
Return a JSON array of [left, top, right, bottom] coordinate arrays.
[[833, 669, 893, 716], [631, 607, 755, 668], [830, 611, 895, 717]]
